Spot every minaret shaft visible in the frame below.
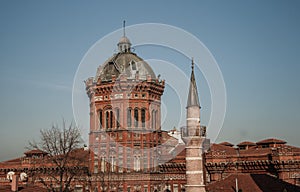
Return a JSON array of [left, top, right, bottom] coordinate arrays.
[[182, 59, 206, 192]]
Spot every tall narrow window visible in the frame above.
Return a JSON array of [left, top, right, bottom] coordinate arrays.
[[134, 156, 141, 171], [141, 109, 146, 128], [110, 111, 113, 128], [131, 62, 136, 70], [106, 111, 109, 129], [143, 151, 148, 171], [134, 108, 139, 128], [94, 159, 98, 174], [152, 110, 156, 129], [127, 148, 131, 171], [99, 110, 103, 129], [118, 146, 123, 173], [127, 108, 132, 128], [116, 108, 120, 129], [101, 157, 106, 172], [110, 156, 116, 172]]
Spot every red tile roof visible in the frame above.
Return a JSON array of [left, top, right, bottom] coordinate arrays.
[[207, 173, 300, 192], [285, 145, 300, 152], [0, 157, 22, 164], [208, 143, 237, 156], [256, 138, 286, 145], [237, 141, 256, 146], [219, 142, 234, 147], [24, 149, 47, 155], [0, 185, 47, 192], [238, 147, 272, 157]]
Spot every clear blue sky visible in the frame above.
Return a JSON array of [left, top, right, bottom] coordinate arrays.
[[0, 1, 300, 161]]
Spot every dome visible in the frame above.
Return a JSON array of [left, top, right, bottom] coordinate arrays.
[[96, 52, 156, 82], [117, 35, 132, 52], [118, 36, 131, 44]]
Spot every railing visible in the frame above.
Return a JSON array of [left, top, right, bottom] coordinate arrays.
[[181, 126, 206, 137]]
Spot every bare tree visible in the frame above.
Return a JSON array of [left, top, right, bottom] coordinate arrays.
[[28, 120, 89, 192]]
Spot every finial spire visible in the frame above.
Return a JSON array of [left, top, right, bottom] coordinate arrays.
[[118, 20, 131, 52], [123, 20, 126, 37], [187, 57, 200, 108]]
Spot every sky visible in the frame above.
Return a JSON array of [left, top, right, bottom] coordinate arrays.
[[0, 0, 300, 161]]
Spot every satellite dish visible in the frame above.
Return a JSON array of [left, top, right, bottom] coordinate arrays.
[[6, 171, 15, 181], [20, 172, 28, 181]]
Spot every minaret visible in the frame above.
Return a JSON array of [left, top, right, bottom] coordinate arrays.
[[182, 59, 207, 192]]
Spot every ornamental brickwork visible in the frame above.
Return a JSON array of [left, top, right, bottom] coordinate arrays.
[[1, 29, 300, 192]]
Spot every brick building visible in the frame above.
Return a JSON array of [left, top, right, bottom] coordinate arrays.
[[205, 138, 300, 191], [84, 31, 188, 192], [1, 30, 300, 192]]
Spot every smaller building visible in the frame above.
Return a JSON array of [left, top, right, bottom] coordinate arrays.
[[205, 138, 300, 188], [0, 148, 90, 191], [206, 173, 300, 192]]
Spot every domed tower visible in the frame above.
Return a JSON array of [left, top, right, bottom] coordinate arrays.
[[182, 59, 207, 192], [85, 30, 165, 191]]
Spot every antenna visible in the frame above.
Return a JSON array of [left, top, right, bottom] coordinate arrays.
[[123, 20, 126, 37]]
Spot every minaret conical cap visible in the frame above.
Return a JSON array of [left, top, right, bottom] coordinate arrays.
[[187, 58, 200, 108]]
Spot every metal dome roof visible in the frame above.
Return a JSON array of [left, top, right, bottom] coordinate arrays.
[[96, 52, 156, 82], [118, 36, 131, 44]]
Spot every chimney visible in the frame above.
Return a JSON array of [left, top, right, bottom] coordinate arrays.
[[11, 174, 18, 192]]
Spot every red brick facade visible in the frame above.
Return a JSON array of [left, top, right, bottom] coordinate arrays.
[[205, 138, 300, 189], [83, 34, 188, 192], [1, 33, 300, 192]]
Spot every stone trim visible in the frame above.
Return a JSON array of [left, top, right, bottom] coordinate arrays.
[[186, 157, 202, 160], [186, 170, 203, 174]]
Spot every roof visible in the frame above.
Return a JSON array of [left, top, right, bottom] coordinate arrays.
[[118, 36, 131, 44], [206, 142, 285, 158], [95, 35, 156, 82], [219, 141, 234, 147], [95, 52, 156, 82], [24, 149, 47, 155], [238, 147, 272, 156], [207, 173, 300, 192], [0, 157, 22, 164], [207, 143, 237, 156], [187, 60, 200, 107], [256, 138, 286, 145], [0, 185, 47, 192], [237, 141, 256, 146], [0, 148, 90, 170]]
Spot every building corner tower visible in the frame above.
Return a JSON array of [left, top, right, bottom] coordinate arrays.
[[182, 59, 207, 192], [85, 24, 165, 191]]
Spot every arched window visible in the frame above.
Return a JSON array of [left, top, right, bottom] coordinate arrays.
[[152, 110, 156, 129], [134, 108, 139, 128], [99, 110, 103, 129], [141, 109, 146, 128], [110, 156, 116, 172], [100, 157, 106, 172], [127, 108, 132, 128], [105, 110, 113, 129], [134, 155, 141, 171], [105, 111, 109, 129], [110, 111, 113, 129], [126, 148, 132, 171], [116, 108, 120, 129], [94, 158, 98, 174]]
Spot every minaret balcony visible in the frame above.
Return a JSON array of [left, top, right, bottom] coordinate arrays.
[[180, 126, 206, 138]]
